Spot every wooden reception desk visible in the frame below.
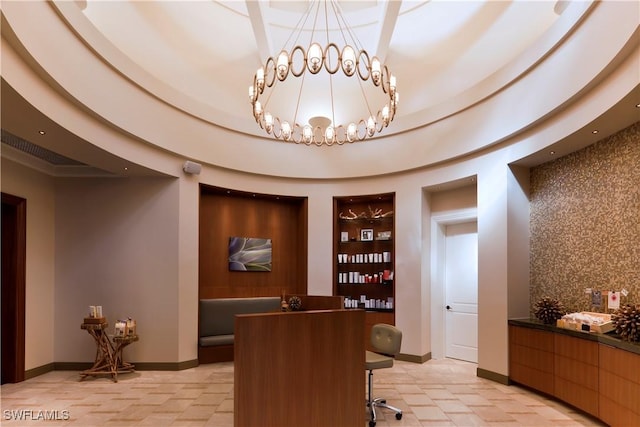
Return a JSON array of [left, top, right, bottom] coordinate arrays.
[[234, 309, 365, 427]]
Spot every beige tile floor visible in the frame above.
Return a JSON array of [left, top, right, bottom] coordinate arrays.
[[1, 358, 605, 427]]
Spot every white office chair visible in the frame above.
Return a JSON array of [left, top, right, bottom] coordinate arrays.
[[366, 323, 403, 427]]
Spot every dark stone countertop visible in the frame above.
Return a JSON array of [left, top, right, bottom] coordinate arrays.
[[509, 318, 640, 356]]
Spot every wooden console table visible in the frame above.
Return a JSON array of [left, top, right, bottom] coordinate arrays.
[[80, 321, 138, 382]]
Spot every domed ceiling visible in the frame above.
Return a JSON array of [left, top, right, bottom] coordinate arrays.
[[1, 0, 638, 178], [77, 0, 560, 138]]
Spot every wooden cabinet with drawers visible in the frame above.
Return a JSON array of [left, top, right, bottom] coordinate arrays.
[[509, 320, 640, 426]]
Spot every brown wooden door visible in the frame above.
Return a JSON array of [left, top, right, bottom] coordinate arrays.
[[2, 192, 26, 384]]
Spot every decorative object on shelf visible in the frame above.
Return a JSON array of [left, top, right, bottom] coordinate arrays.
[[368, 205, 393, 219], [339, 209, 367, 220], [249, 0, 398, 146], [84, 305, 105, 324], [534, 297, 564, 324], [114, 319, 128, 337], [360, 228, 374, 241], [377, 231, 392, 240], [339, 206, 393, 220], [288, 296, 303, 311], [611, 304, 640, 342], [281, 291, 289, 312], [228, 236, 272, 272]]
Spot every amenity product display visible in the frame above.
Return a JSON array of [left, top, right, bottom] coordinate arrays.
[[556, 312, 613, 333]]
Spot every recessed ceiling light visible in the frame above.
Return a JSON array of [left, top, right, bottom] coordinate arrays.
[[124, 167, 128, 171], [635, 103, 640, 108], [38, 130, 46, 135], [592, 130, 599, 134], [550, 151, 556, 155]]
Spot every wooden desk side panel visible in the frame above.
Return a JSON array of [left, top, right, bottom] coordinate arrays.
[[234, 310, 365, 427], [599, 344, 640, 427]]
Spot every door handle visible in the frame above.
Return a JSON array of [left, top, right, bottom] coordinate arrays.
[[446, 305, 452, 310]]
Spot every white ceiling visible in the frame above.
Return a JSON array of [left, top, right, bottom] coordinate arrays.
[[77, 0, 560, 136]]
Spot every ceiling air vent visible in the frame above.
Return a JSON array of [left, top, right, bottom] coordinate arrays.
[[1, 129, 86, 166]]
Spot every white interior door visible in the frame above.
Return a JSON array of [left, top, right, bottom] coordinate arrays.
[[444, 221, 478, 363]]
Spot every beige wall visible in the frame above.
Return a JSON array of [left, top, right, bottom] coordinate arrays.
[[530, 122, 640, 314], [1, 158, 55, 371], [429, 185, 477, 213], [54, 176, 183, 364]]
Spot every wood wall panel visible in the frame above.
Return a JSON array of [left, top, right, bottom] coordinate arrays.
[[234, 309, 365, 427], [199, 186, 307, 299]]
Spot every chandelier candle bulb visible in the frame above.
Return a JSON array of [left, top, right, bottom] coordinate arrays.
[[276, 51, 289, 80], [253, 101, 262, 119], [371, 58, 381, 83], [367, 116, 376, 136], [256, 68, 264, 86], [308, 43, 323, 71], [303, 125, 313, 143], [342, 46, 356, 75], [281, 122, 292, 140], [264, 113, 273, 133]]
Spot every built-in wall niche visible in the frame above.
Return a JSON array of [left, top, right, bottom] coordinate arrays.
[[333, 193, 396, 312], [199, 185, 308, 299]]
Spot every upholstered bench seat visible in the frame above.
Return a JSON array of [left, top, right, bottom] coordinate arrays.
[[198, 296, 281, 363], [199, 334, 234, 347]]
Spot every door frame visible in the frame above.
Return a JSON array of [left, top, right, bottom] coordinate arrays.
[[430, 208, 477, 360], [2, 192, 26, 384]]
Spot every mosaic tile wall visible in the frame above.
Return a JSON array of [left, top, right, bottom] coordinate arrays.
[[530, 121, 640, 315]]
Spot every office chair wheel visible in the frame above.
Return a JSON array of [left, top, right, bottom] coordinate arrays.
[[369, 421, 376, 427], [396, 413, 403, 420]]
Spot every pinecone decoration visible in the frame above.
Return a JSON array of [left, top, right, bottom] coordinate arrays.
[[612, 304, 640, 342], [288, 296, 302, 311], [534, 297, 564, 324]]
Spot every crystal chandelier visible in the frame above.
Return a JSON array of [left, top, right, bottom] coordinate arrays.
[[249, 0, 398, 146]]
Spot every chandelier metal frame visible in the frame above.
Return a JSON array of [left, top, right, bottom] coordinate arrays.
[[248, 0, 398, 146]]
